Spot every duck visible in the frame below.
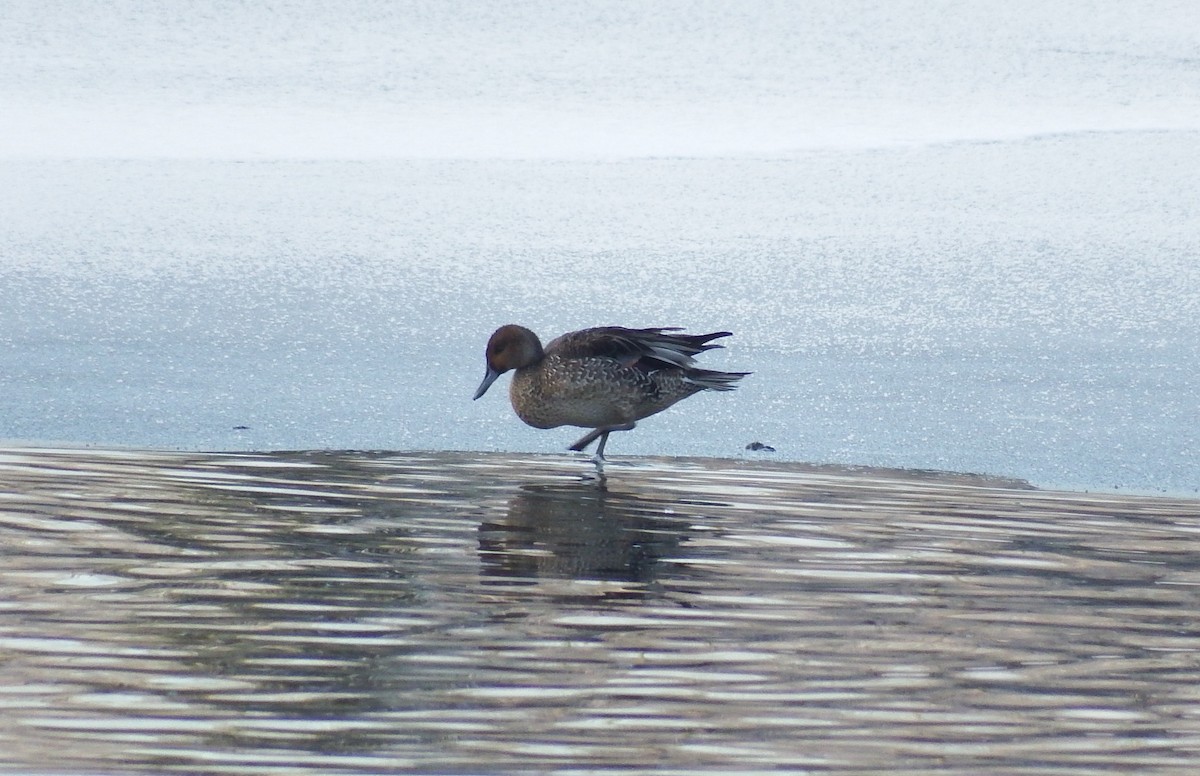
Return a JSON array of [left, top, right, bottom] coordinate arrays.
[[473, 324, 750, 460]]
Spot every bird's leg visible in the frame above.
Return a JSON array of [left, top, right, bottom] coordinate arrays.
[[593, 431, 611, 461], [568, 423, 636, 460], [568, 428, 604, 452], [580, 431, 611, 472]]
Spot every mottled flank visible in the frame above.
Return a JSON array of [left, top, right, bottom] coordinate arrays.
[[474, 325, 750, 458]]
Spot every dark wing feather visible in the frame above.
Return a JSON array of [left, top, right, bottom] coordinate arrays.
[[545, 327, 732, 372]]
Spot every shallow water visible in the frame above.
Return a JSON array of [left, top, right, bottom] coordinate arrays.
[[2, 446, 1199, 774]]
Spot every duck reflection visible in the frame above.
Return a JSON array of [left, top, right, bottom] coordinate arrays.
[[479, 482, 689, 584]]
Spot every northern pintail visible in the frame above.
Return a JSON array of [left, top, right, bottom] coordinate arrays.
[[473, 325, 749, 460]]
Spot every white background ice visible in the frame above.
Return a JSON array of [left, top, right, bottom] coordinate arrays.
[[1, 1, 1197, 493]]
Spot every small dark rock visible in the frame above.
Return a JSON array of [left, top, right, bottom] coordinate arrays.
[[745, 441, 776, 452]]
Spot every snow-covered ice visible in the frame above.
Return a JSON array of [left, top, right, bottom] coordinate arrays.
[[1, 1, 1197, 494]]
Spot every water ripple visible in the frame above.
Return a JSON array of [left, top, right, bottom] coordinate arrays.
[[0, 446, 1198, 774]]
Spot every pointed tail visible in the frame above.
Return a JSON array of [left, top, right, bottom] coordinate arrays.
[[685, 369, 751, 392]]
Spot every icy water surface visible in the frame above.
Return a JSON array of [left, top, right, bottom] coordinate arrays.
[[2, 446, 1199, 774], [4, 1, 1200, 494], [3, 136, 1199, 494]]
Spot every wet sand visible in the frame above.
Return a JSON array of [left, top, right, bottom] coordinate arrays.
[[1, 445, 1199, 774]]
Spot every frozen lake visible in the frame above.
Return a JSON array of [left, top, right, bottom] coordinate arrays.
[[2, 135, 1198, 493], [2, 1, 1200, 498], [2, 3, 1200, 773], [2, 1, 1198, 493]]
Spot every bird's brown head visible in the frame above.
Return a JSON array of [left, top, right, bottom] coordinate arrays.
[[473, 324, 544, 400]]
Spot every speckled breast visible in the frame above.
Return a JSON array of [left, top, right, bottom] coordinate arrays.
[[509, 359, 641, 429]]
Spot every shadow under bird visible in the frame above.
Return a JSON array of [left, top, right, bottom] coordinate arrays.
[[473, 324, 750, 461]]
